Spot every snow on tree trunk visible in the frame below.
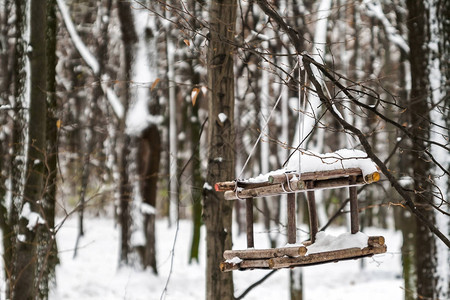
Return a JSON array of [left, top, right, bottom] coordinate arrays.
[[4, 0, 29, 297]]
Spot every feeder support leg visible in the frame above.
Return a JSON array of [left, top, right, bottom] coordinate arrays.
[[246, 197, 254, 248], [349, 176, 359, 234], [306, 181, 318, 243], [287, 193, 296, 244]]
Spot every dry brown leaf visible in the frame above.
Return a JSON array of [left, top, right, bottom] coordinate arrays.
[[151, 78, 160, 91], [191, 88, 200, 106]]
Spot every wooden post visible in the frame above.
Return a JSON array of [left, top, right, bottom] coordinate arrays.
[[287, 193, 296, 244], [306, 181, 318, 243], [349, 176, 359, 234], [246, 197, 254, 248]]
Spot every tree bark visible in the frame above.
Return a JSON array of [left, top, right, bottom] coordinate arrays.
[[203, 1, 237, 299], [117, 0, 138, 265], [189, 101, 203, 264], [14, 0, 47, 298], [406, 1, 439, 298], [36, 0, 59, 298], [6, 0, 28, 297], [138, 125, 160, 273]]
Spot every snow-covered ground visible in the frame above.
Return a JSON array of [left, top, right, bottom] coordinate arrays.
[[47, 216, 404, 300]]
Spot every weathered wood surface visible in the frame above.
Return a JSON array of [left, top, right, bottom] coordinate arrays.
[[215, 168, 380, 193], [223, 246, 307, 260], [307, 181, 318, 243], [220, 236, 386, 272], [349, 176, 359, 234], [220, 258, 270, 272], [287, 193, 297, 244], [246, 198, 254, 248], [268, 168, 365, 183], [268, 244, 387, 269], [214, 180, 273, 192], [223, 175, 370, 200]]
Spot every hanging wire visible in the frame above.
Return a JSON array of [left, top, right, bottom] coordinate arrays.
[[237, 59, 300, 180], [297, 55, 305, 178]]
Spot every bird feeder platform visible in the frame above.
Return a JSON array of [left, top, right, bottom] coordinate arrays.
[[215, 158, 386, 272]]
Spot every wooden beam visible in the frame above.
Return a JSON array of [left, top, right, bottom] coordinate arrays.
[[268, 168, 364, 183], [246, 197, 254, 248], [220, 258, 270, 272], [223, 175, 368, 200], [215, 180, 274, 192], [268, 245, 387, 269], [220, 236, 387, 272], [349, 176, 359, 234], [306, 181, 318, 243], [287, 193, 296, 244], [216, 169, 380, 192], [223, 246, 307, 260]]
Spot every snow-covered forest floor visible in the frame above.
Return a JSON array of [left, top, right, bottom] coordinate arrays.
[[45, 216, 403, 300]]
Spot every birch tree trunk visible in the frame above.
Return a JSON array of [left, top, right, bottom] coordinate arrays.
[[203, 1, 237, 299], [3, 0, 28, 297], [117, 0, 138, 265]]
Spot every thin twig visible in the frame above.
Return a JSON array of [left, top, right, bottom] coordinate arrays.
[[235, 269, 278, 300]]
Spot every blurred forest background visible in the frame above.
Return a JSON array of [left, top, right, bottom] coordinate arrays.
[[0, 0, 448, 299]]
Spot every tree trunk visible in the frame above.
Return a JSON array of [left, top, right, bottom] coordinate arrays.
[[36, 0, 59, 298], [393, 2, 417, 298], [117, 0, 138, 265], [189, 98, 203, 264], [203, 1, 237, 299], [6, 0, 28, 297], [406, 1, 439, 298], [14, 0, 47, 298], [137, 125, 160, 273], [290, 268, 303, 300]]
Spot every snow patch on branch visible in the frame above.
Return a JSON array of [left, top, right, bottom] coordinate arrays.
[[57, 0, 125, 119], [20, 202, 46, 231], [57, 0, 100, 74], [363, 0, 410, 54]]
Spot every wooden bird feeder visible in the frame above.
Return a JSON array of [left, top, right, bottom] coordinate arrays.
[[215, 151, 387, 272]]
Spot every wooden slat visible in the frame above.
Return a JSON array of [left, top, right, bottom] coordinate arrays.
[[216, 169, 380, 192], [223, 246, 307, 260], [220, 236, 387, 272], [349, 176, 359, 234], [268, 245, 387, 269], [220, 258, 270, 272], [287, 193, 297, 244], [246, 198, 254, 248], [214, 180, 273, 192], [306, 181, 318, 243], [268, 168, 364, 184], [223, 175, 368, 200]]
